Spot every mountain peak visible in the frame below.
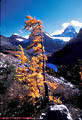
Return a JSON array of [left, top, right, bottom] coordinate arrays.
[[62, 25, 77, 37], [64, 25, 75, 32], [53, 25, 77, 38]]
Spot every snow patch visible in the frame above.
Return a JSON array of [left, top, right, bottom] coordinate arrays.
[[23, 35, 29, 39], [16, 38, 24, 42], [53, 36, 71, 41], [45, 32, 71, 41], [45, 32, 54, 39], [13, 33, 20, 36]]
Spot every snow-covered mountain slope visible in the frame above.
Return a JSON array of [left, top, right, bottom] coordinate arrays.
[[2, 32, 66, 53], [43, 32, 66, 53], [9, 34, 31, 48], [44, 32, 70, 41], [1, 25, 78, 54], [0, 35, 19, 51], [52, 37, 71, 42], [10, 34, 30, 42]]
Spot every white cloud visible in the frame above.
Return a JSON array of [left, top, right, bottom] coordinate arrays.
[[51, 20, 82, 36], [62, 23, 70, 29], [51, 29, 64, 35], [71, 20, 82, 27], [51, 23, 69, 36]]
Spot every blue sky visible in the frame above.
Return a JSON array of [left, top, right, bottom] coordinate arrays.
[[1, 0, 82, 37]]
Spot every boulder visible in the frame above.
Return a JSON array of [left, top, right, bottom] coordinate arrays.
[[40, 104, 73, 120]]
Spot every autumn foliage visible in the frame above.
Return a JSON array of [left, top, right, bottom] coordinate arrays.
[[15, 15, 62, 105]]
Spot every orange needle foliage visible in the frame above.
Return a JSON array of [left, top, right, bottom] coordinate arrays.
[[26, 15, 33, 20], [16, 45, 28, 64], [49, 96, 62, 104], [80, 67, 82, 80], [46, 81, 58, 90], [15, 15, 60, 105]]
